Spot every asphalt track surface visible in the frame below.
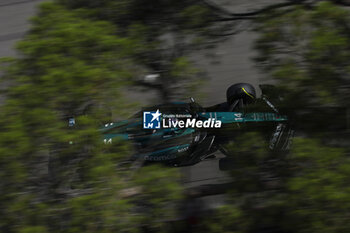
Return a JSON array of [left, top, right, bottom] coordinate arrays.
[[0, 0, 277, 209]]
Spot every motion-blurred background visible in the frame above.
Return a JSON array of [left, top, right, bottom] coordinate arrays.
[[0, 1, 349, 232]]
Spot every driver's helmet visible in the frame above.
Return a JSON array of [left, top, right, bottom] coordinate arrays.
[[226, 83, 256, 105]]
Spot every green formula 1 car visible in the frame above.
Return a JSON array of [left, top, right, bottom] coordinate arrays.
[[84, 83, 294, 167]]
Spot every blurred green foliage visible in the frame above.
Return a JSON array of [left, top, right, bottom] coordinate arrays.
[[255, 2, 350, 109], [199, 2, 350, 233], [0, 2, 183, 232], [201, 134, 350, 233], [57, 0, 234, 101], [2, 1, 350, 232]]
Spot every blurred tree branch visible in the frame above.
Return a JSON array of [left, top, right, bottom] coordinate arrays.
[[205, 0, 350, 22]]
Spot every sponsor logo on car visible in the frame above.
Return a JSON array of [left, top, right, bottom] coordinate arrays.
[[177, 146, 189, 153]]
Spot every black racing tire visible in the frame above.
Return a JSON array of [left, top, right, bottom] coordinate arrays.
[[226, 83, 256, 105], [269, 123, 294, 153]]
